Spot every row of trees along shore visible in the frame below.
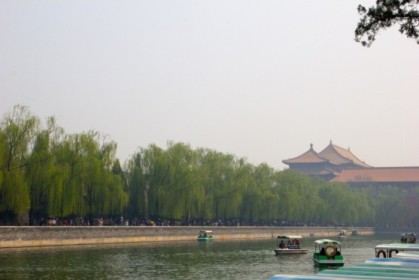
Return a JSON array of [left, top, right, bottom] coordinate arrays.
[[1, 105, 419, 226]]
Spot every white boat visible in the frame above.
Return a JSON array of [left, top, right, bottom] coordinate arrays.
[[375, 243, 419, 258], [274, 235, 308, 255]]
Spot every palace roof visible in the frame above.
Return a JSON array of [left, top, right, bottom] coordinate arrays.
[[319, 142, 371, 168], [282, 144, 327, 164], [282, 142, 370, 168], [331, 167, 419, 183]]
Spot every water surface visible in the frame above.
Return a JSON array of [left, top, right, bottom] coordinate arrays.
[[0, 234, 397, 279]]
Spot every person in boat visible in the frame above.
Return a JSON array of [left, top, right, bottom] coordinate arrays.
[[401, 233, 416, 243], [279, 240, 285, 248]]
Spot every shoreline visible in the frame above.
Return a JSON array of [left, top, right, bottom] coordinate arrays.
[[0, 226, 376, 249]]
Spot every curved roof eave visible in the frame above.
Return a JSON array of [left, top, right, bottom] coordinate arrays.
[[283, 144, 328, 164], [319, 143, 371, 168]]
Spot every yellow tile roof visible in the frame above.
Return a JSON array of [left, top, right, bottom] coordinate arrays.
[[332, 167, 419, 183], [282, 144, 327, 164], [283, 142, 370, 168], [319, 143, 371, 168]]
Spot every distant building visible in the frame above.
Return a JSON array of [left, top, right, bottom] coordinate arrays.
[[331, 167, 419, 188], [283, 141, 419, 187], [282, 141, 370, 181]]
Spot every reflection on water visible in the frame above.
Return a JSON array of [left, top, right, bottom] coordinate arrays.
[[0, 234, 399, 280]]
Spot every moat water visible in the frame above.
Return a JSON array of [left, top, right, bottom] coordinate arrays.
[[0, 234, 397, 279]]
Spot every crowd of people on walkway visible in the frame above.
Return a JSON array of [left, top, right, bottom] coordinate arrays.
[[36, 216, 354, 227]]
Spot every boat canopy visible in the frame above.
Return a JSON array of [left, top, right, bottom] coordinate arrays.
[[375, 243, 419, 251], [199, 230, 213, 234], [314, 239, 342, 245], [401, 232, 416, 237], [277, 235, 303, 239]]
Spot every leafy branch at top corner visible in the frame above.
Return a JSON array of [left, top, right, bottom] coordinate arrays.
[[355, 0, 419, 47]]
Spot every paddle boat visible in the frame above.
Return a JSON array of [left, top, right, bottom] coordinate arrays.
[[271, 239, 419, 279], [197, 230, 213, 241], [274, 235, 308, 255], [312, 239, 344, 267], [375, 242, 419, 258], [337, 230, 347, 239], [401, 233, 416, 244], [271, 253, 419, 279]]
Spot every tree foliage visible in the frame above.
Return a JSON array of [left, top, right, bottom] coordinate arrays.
[[0, 105, 38, 223], [0, 105, 128, 224], [126, 143, 418, 227], [1, 105, 419, 227], [355, 0, 419, 46]]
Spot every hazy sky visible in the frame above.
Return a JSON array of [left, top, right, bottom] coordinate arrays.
[[1, 1, 418, 170]]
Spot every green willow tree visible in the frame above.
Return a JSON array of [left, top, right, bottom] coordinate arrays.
[[318, 183, 351, 225], [232, 159, 255, 225], [407, 187, 419, 225], [23, 112, 128, 224], [204, 152, 239, 223], [126, 143, 169, 220], [125, 151, 145, 219], [27, 120, 56, 224], [0, 105, 39, 224], [194, 149, 218, 222], [4, 105, 419, 227], [163, 142, 204, 223], [367, 186, 411, 226], [275, 170, 309, 224], [249, 164, 277, 224], [50, 132, 128, 219]]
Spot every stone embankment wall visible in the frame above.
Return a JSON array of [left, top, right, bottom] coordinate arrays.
[[374, 227, 419, 234], [0, 226, 374, 249]]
